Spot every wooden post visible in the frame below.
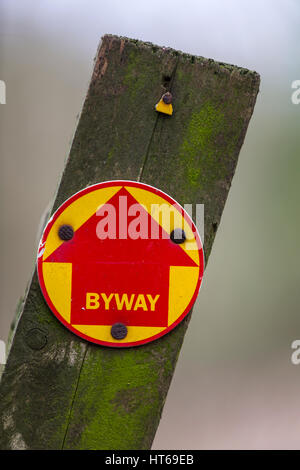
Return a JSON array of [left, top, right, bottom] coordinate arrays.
[[0, 35, 260, 450]]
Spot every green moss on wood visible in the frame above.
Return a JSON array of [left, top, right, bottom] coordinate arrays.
[[180, 102, 226, 188]]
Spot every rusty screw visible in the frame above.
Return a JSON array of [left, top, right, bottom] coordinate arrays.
[[170, 228, 186, 244], [58, 224, 74, 241], [162, 92, 172, 104], [111, 323, 128, 340], [25, 328, 47, 350]]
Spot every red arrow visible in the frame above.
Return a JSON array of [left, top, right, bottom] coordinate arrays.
[[45, 187, 197, 268]]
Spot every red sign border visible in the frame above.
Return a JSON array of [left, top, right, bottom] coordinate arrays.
[[37, 180, 204, 347]]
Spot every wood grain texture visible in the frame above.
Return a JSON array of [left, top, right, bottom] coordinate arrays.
[[0, 35, 260, 449]]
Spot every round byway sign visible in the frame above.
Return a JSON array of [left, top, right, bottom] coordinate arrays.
[[37, 181, 204, 347]]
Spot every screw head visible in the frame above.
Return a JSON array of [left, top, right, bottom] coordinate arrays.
[[162, 92, 172, 104], [58, 224, 74, 241], [170, 228, 186, 244], [111, 323, 128, 340], [25, 328, 47, 350]]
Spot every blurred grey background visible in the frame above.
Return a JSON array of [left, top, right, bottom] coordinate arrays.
[[1, 0, 300, 449]]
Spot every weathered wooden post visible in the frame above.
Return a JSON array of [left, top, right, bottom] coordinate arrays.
[[0, 35, 259, 450]]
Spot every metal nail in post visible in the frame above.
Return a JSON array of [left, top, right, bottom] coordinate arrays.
[[162, 92, 172, 104], [58, 225, 74, 241], [170, 228, 186, 244], [111, 323, 128, 340]]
